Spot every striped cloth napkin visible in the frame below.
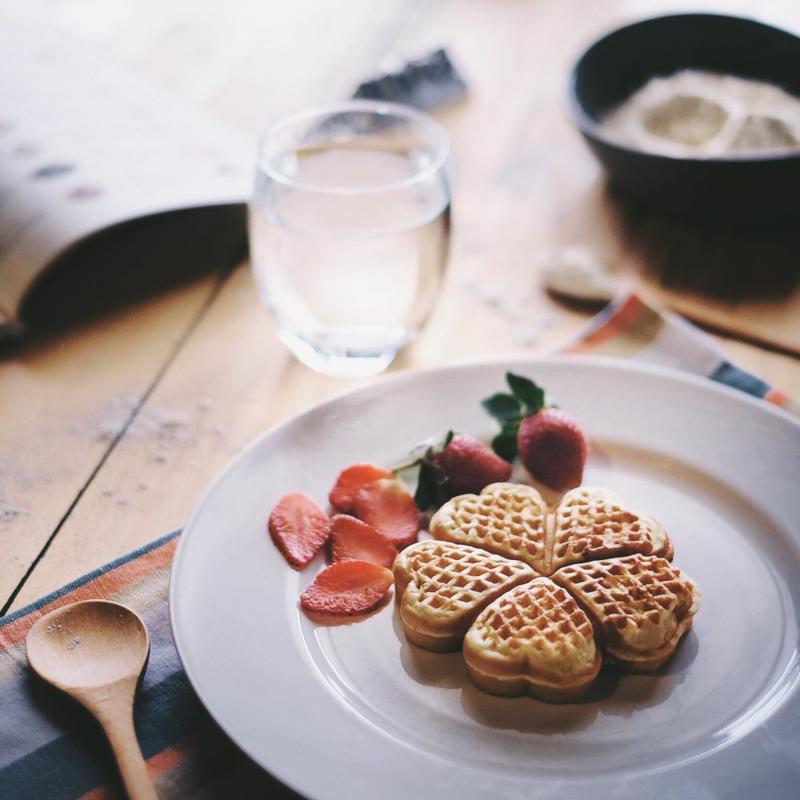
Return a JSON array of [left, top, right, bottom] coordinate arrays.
[[1, 291, 795, 800], [562, 292, 797, 416], [0, 534, 300, 799]]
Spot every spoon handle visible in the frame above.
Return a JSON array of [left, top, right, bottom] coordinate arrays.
[[90, 683, 158, 800], [100, 714, 158, 800]]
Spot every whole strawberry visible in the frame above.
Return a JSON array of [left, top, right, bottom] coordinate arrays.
[[482, 372, 588, 491], [517, 409, 587, 491], [433, 433, 512, 496]]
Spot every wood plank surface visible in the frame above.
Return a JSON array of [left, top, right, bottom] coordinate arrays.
[[3, 0, 800, 612], [0, 274, 221, 605]]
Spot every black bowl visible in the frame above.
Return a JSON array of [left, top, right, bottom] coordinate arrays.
[[568, 13, 800, 227]]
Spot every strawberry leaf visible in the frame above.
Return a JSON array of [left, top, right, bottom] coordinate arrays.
[[481, 393, 521, 422], [491, 427, 518, 461], [505, 372, 545, 415], [414, 458, 450, 511]]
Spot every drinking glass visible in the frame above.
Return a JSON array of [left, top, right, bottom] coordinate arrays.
[[249, 101, 450, 377]]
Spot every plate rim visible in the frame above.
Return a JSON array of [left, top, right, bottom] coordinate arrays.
[[168, 354, 800, 796]]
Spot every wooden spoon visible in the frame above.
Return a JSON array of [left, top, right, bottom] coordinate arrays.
[[26, 600, 157, 800]]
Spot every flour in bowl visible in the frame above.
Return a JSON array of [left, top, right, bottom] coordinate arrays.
[[599, 70, 800, 158]]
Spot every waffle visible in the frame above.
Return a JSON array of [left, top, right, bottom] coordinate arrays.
[[552, 554, 699, 672], [430, 483, 672, 575], [394, 540, 536, 652], [463, 577, 601, 702], [550, 487, 673, 573], [429, 483, 549, 573]]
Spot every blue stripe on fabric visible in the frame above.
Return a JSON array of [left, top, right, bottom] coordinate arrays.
[[710, 361, 771, 399], [0, 670, 204, 799], [0, 530, 181, 628], [0, 669, 292, 799]]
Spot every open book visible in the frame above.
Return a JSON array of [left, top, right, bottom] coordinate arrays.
[[0, 15, 253, 336]]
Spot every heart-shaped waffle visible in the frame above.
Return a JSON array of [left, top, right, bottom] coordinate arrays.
[[552, 554, 700, 672], [550, 487, 673, 573], [463, 577, 601, 702], [429, 483, 549, 573], [394, 540, 535, 652], [431, 483, 672, 575], [406, 484, 698, 699]]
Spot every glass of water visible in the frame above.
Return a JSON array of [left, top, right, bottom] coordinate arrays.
[[249, 101, 450, 377]]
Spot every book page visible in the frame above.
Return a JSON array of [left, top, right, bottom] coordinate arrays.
[[0, 14, 253, 328]]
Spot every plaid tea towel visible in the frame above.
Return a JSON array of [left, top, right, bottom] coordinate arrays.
[[563, 292, 797, 416], [0, 533, 301, 800]]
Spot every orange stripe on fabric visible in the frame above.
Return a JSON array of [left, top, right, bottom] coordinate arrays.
[[765, 388, 790, 406], [77, 744, 188, 800], [76, 785, 117, 800], [566, 294, 649, 354], [0, 539, 177, 649], [147, 743, 187, 776]]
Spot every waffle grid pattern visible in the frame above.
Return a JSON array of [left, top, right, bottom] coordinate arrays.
[[398, 540, 534, 616], [431, 484, 547, 571], [551, 488, 654, 570], [468, 579, 595, 663], [552, 555, 696, 647]]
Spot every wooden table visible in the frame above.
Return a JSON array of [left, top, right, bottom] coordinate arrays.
[[2, 0, 799, 615]]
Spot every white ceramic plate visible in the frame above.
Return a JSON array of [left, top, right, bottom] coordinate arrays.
[[170, 357, 800, 800]]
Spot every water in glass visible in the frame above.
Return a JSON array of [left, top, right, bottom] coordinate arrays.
[[250, 105, 450, 377]]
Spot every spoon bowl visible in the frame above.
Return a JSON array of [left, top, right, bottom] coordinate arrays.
[[27, 600, 157, 800], [27, 599, 149, 688]]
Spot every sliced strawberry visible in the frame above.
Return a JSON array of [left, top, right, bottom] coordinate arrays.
[[353, 478, 419, 550], [300, 560, 393, 616], [268, 493, 332, 569], [330, 514, 397, 569], [329, 463, 393, 512]]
